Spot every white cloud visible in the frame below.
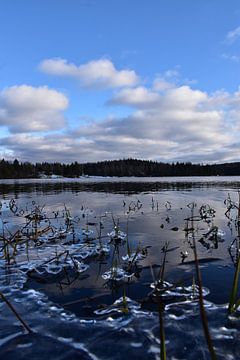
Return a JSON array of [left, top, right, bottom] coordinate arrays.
[[2, 74, 240, 164], [164, 69, 180, 79], [0, 85, 68, 133], [3, 82, 236, 164], [39, 58, 139, 89], [161, 86, 207, 109], [1, 133, 109, 163], [108, 87, 160, 107], [108, 85, 207, 110], [153, 77, 175, 91], [66, 85, 239, 163], [226, 26, 240, 43], [222, 53, 240, 62]]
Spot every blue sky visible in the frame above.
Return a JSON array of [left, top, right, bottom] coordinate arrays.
[[1, 0, 240, 163]]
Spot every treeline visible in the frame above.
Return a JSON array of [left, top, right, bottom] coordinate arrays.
[[1, 158, 240, 179]]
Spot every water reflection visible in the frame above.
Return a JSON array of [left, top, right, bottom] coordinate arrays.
[[1, 176, 240, 197], [1, 177, 240, 359]]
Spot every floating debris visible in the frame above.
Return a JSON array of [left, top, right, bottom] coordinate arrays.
[[150, 280, 210, 301], [82, 229, 94, 237], [94, 296, 141, 315], [122, 251, 147, 263], [108, 225, 126, 242], [46, 261, 64, 275], [102, 266, 134, 281], [94, 244, 111, 255], [73, 259, 89, 273], [180, 250, 189, 262]]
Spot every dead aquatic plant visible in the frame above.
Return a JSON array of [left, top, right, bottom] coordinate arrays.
[[123, 214, 149, 269], [64, 204, 72, 226], [224, 191, 240, 226], [0, 202, 77, 265], [0, 291, 32, 333], [192, 235, 216, 360], [120, 287, 129, 314], [158, 259, 167, 360], [108, 215, 126, 244], [228, 253, 240, 314], [0, 221, 59, 265], [222, 191, 240, 313], [228, 193, 240, 314], [0, 227, 28, 264], [57, 266, 81, 293], [187, 202, 217, 360], [125, 199, 143, 215], [150, 241, 169, 360]]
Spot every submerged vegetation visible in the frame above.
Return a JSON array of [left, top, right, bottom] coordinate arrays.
[[2, 158, 240, 178], [0, 182, 240, 359]]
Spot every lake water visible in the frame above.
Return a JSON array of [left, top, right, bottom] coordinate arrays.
[[1, 176, 240, 359]]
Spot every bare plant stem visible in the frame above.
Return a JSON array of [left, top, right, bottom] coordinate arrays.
[[0, 291, 32, 333], [192, 236, 216, 360], [187, 202, 216, 359], [156, 242, 169, 360], [158, 298, 166, 360], [228, 253, 240, 313], [228, 206, 240, 314]]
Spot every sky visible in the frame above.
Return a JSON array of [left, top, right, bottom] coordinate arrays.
[[1, 0, 240, 164]]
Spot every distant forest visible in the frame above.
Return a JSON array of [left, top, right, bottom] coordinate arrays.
[[1, 158, 240, 179]]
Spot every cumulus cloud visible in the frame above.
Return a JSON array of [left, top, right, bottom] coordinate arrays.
[[226, 26, 240, 43], [108, 85, 207, 110], [108, 87, 161, 108], [66, 85, 239, 163], [153, 77, 175, 91], [39, 58, 139, 89], [1, 70, 240, 164], [0, 133, 111, 163], [161, 86, 207, 109], [0, 85, 68, 133], [2, 83, 238, 164]]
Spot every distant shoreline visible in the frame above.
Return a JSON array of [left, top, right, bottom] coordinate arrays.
[[1, 158, 240, 179]]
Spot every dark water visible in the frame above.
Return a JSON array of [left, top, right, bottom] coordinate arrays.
[[1, 177, 240, 359]]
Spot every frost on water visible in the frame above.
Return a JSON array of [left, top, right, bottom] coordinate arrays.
[[94, 296, 141, 315], [102, 267, 134, 281], [108, 225, 126, 242], [72, 259, 89, 273], [122, 250, 147, 263]]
